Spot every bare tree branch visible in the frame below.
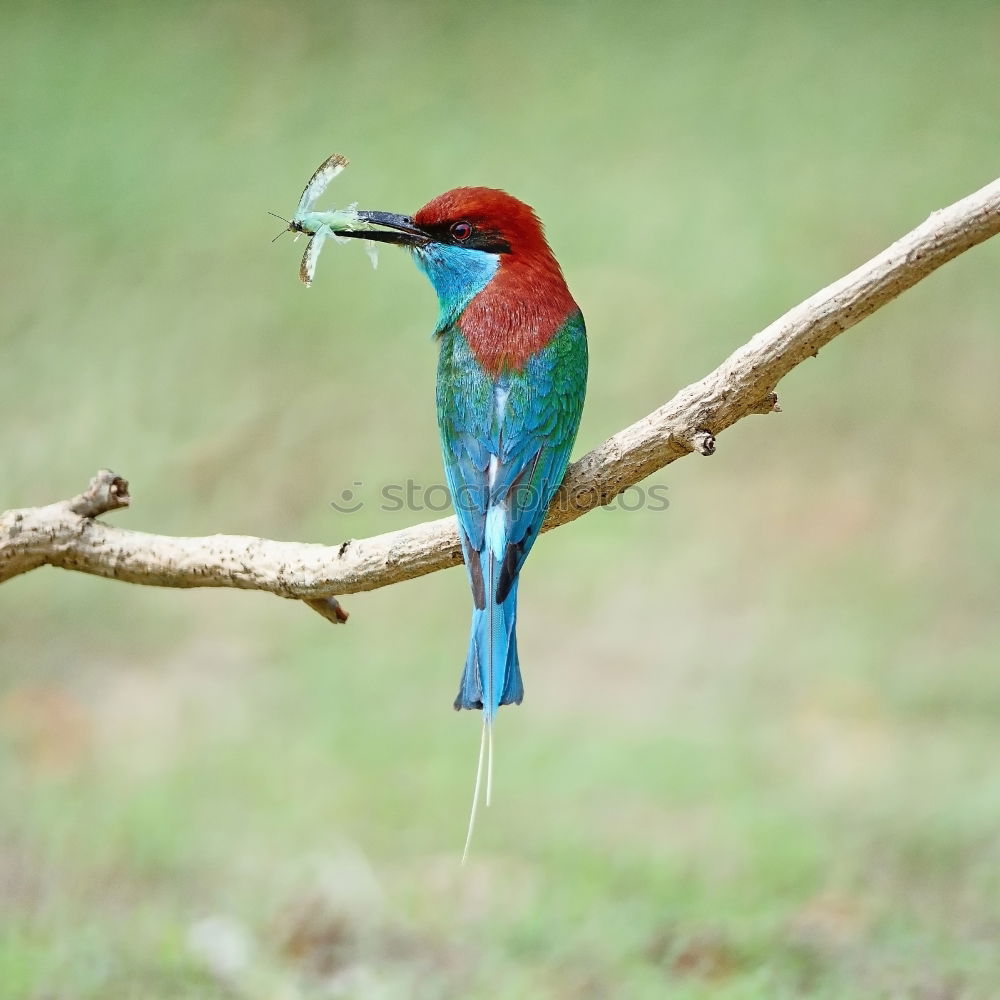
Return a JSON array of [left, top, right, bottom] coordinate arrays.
[[3, 175, 999, 620]]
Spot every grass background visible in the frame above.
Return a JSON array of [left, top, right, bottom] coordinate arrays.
[[2, 1, 1000, 996]]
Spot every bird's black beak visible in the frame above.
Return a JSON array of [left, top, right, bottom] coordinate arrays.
[[343, 211, 430, 247]]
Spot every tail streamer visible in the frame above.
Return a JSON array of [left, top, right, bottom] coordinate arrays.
[[461, 719, 488, 864]]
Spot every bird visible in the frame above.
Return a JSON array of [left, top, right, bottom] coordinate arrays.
[[338, 189, 588, 856]]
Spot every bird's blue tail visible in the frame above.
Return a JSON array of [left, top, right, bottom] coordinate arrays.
[[454, 577, 522, 719], [457, 576, 521, 862]]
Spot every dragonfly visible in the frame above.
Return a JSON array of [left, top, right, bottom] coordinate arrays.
[[271, 153, 379, 285]]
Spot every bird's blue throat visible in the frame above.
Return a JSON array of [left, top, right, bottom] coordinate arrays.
[[412, 243, 500, 334]]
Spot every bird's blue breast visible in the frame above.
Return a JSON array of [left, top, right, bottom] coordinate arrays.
[[412, 244, 500, 333]]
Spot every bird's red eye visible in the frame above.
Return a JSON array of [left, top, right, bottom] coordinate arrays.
[[451, 221, 473, 241]]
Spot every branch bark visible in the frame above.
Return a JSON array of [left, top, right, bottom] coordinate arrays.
[[3, 175, 1000, 619]]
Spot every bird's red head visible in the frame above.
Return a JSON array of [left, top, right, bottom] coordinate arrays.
[[413, 187, 558, 264]]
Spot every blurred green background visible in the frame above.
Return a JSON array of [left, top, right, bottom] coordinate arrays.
[[3, 1, 1000, 997]]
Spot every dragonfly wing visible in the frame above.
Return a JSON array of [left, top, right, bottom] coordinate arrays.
[[299, 228, 328, 286], [295, 153, 349, 218]]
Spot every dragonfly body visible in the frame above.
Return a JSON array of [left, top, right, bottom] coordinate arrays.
[[290, 210, 357, 237]]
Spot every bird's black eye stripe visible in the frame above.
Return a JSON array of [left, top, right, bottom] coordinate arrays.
[[420, 221, 512, 253]]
